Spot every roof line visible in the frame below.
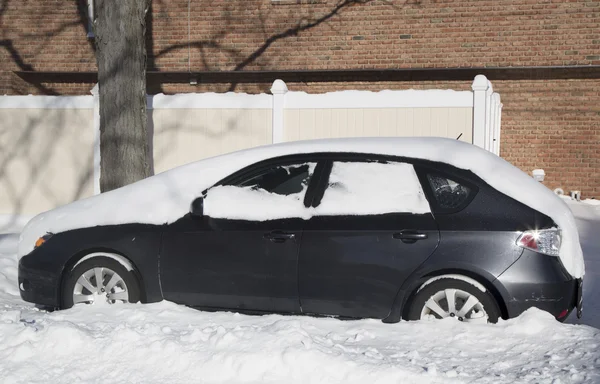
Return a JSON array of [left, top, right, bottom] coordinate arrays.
[[14, 65, 600, 85]]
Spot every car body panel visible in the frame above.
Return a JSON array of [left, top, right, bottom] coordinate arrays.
[[160, 215, 303, 313], [298, 213, 439, 319], [19, 224, 163, 307], [494, 249, 578, 319]]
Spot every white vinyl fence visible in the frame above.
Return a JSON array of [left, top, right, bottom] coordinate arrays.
[[0, 75, 502, 218]]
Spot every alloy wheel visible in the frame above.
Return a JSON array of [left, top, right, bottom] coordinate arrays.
[[420, 288, 488, 322], [72, 267, 129, 305]]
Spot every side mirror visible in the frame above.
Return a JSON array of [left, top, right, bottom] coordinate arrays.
[[190, 197, 204, 217]]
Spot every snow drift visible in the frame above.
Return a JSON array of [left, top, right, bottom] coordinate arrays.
[[1, 302, 599, 384], [18, 137, 584, 277]]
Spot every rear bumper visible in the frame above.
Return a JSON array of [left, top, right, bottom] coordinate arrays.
[[18, 256, 61, 307], [495, 250, 580, 321]]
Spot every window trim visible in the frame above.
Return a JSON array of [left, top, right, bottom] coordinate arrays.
[[210, 152, 481, 214], [414, 166, 479, 214], [213, 157, 326, 208], [310, 157, 430, 214]]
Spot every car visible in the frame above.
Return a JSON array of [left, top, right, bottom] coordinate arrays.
[[17, 137, 584, 323]]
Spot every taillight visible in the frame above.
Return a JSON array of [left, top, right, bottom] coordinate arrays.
[[516, 228, 561, 256], [557, 309, 569, 319]]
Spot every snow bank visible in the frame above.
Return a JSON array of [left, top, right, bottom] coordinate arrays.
[[1, 302, 599, 384], [1, 228, 599, 383], [18, 137, 584, 278], [565, 199, 600, 328], [0, 214, 33, 234], [0, 234, 21, 304]]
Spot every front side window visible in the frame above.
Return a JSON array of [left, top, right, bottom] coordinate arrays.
[[427, 174, 471, 210], [315, 161, 431, 216], [238, 163, 313, 196], [204, 162, 316, 221]]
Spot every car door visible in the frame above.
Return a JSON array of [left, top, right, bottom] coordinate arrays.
[[160, 159, 320, 314], [298, 157, 440, 319]]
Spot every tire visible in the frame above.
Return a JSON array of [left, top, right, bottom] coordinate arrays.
[[405, 277, 501, 323], [62, 256, 141, 309]]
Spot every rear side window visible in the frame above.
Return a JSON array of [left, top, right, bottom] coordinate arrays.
[[315, 161, 431, 216], [427, 174, 471, 210]]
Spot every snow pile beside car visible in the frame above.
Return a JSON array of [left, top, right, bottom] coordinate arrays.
[[18, 137, 584, 278], [1, 229, 599, 383], [1, 302, 599, 383], [0, 235, 20, 303]]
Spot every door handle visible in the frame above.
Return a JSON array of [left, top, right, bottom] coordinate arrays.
[[264, 231, 296, 243], [393, 230, 428, 244]]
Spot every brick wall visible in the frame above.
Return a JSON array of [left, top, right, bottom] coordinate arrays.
[[1, 0, 599, 196]]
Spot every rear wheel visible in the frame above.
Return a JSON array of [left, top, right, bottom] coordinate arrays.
[[62, 256, 140, 309], [406, 278, 500, 323]]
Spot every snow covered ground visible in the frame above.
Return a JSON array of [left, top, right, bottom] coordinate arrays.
[[0, 199, 599, 383]]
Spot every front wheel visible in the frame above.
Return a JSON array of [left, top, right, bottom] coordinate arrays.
[[405, 278, 501, 323], [62, 256, 140, 309]]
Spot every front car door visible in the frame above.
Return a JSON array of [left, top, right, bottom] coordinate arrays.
[[298, 156, 440, 319], [160, 158, 320, 313]]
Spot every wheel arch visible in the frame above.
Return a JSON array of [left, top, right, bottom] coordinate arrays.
[[60, 248, 147, 306], [385, 268, 509, 323]]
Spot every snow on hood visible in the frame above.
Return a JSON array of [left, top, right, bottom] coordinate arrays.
[[18, 137, 584, 278]]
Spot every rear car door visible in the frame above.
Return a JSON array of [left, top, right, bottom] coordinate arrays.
[[160, 159, 319, 313], [298, 157, 440, 319]]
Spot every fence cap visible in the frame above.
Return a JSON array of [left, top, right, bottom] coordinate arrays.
[[270, 79, 288, 95], [471, 75, 490, 91]]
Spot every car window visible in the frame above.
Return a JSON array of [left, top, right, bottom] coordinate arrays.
[[238, 163, 313, 196], [427, 174, 471, 209], [203, 162, 317, 221], [315, 161, 431, 216]]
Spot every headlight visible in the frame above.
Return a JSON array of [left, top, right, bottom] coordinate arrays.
[[516, 228, 561, 256], [34, 233, 53, 249]]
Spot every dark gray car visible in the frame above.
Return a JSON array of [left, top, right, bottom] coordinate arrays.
[[18, 149, 583, 323]]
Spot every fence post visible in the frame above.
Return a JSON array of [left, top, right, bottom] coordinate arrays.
[[471, 75, 490, 150], [484, 79, 494, 152], [492, 93, 503, 155], [270, 79, 288, 144], [90, 84, 101, 194], [488, 89, 497, 153]]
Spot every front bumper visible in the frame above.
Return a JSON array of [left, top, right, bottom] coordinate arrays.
[[18, 256, 61, 307], [495, 250, 580, 321]]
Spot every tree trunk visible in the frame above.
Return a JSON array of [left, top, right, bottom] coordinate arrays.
[[94, 0, 152, 192]]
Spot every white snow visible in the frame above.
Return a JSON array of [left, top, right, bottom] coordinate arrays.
[[0, 198, 599, 383], [418, 274, 487, 293], [0, 301, 598, 384], [205, 185, 312, 221], [0, 235, 20, 303], [0, 214, 33, 234], [316, 162, 430, 216], [17, 137, 584, 278], [565, 198, 600, 328], [284, 88, 473, 108], [0, 95, 93, 109], [151, 91, 271, 109], [205, 161, 430, 221], [73, 252, 134, 272]]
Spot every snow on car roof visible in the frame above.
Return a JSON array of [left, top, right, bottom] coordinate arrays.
[[18, 137, 584, 277]]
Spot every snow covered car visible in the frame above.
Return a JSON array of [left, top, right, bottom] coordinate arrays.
[[17, 138, 584, 323]]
